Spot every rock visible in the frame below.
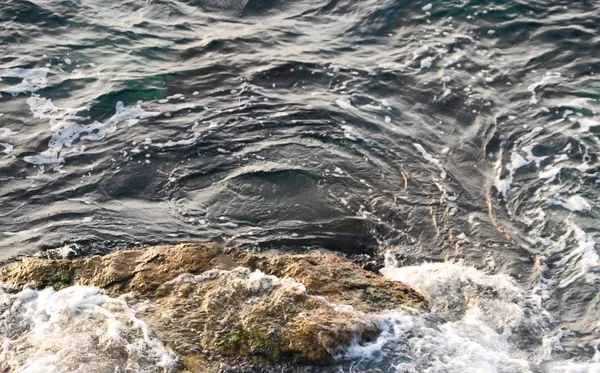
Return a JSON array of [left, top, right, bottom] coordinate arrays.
[[0, 243, 224, 295], [144, 267, 382, 365], [0, 243, 428, 371], [227, 248, 428, 313]]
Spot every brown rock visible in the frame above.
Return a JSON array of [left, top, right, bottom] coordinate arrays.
[[143, 267, 382, 365], [226, 248, 428, 313], [0, 243, 428, 369]]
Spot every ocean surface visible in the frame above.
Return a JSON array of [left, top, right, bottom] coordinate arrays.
[[1, 0, 600, 372]]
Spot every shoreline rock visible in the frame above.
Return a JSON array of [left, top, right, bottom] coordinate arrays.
[[0, 243, 428, 372]]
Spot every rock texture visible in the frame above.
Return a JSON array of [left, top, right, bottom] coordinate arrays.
[[0, 243, 428, 371], [147, 267, 382, 365]]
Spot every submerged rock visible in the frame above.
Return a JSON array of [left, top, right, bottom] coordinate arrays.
[[0, 243, 427, 372]]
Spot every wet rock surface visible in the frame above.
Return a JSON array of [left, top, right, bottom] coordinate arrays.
[[0, 243, 427, 372]]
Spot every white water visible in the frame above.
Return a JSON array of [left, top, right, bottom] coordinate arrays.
[[348, 260, 556, 372], [0, 285, 177, 373], [0, 68, 49, 96], [339, 258, 600, 372]]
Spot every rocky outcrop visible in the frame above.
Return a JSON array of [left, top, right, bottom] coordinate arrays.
[[0, 243, 427, 372], [145, 267, 382, 366], [227, 248, 428, 313]]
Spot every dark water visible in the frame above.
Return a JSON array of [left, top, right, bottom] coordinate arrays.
[[1, 0, 600, 371]]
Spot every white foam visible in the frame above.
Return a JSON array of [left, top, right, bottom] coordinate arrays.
[[0, 128, 17, 155], [413, 143, 447, 179], [539, 165, 562, 180], [578, 117, 600, 132], [420, 56, 434, 69], [558, 98, 592, 111], [336, 97, 353, 110], [0, 285, 177, 372], [494, 130, 548, 197], [341, 125, 358, 141], [381, 261, 552, 334], [23, 97, 160, 165], [549, 194, 592, 212], [151, 136, 198, 149], [339, 260, 556, 372], [528, 72, 561, 105], [548, 362, 600, 373], [555, 222, 600, 287], [0, 143, 14, 154], [220, 221, 239, 228], [0, 68, 49, 96]]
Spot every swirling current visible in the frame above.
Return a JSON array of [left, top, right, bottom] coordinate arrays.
[[1, 0, 600, 372]]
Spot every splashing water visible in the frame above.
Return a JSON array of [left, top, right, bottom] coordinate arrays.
[[0, 285, 177, 373]]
